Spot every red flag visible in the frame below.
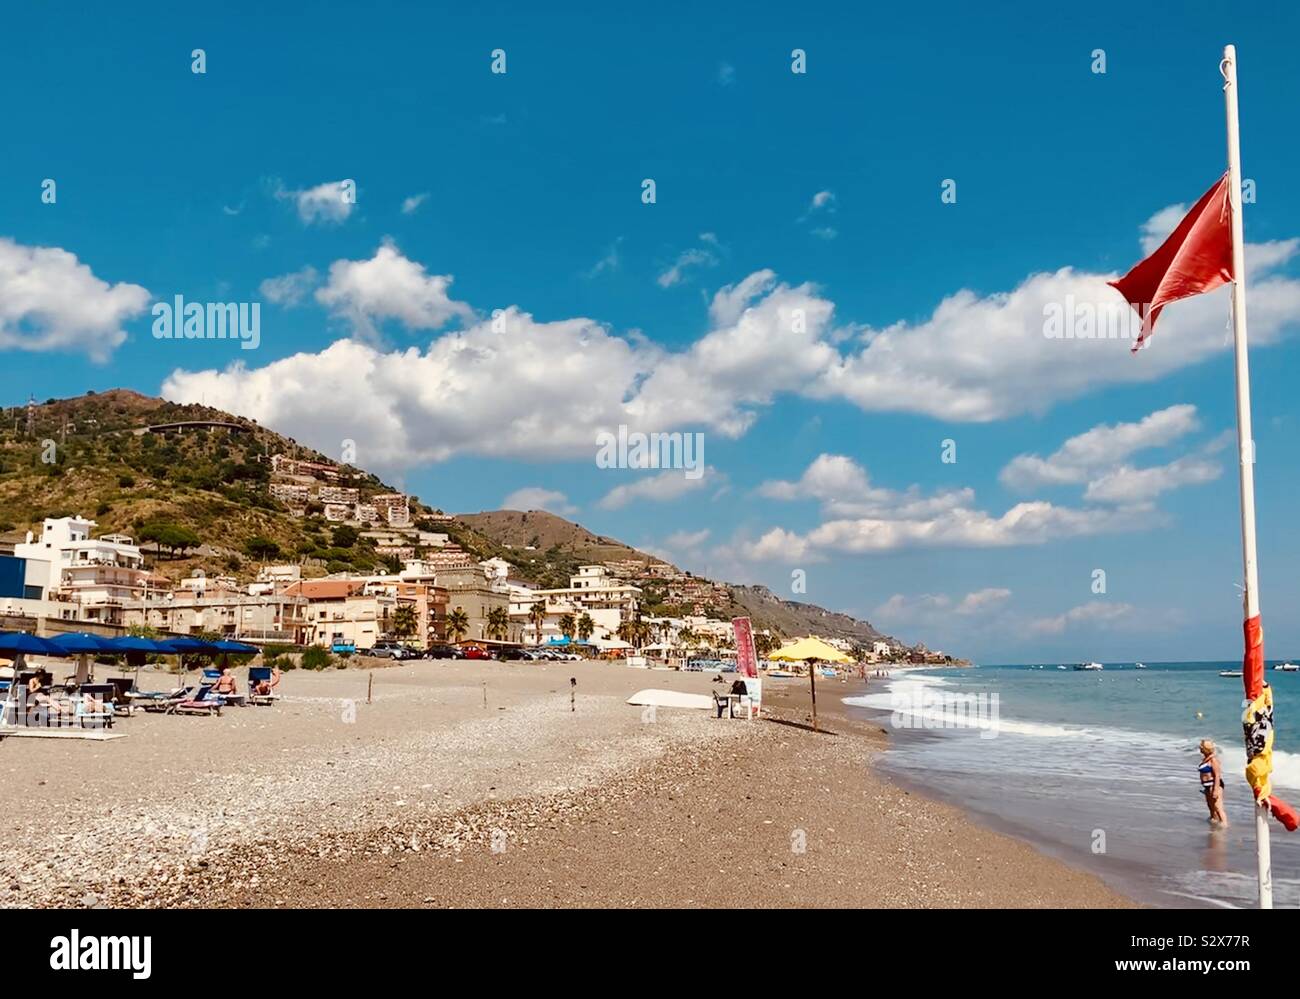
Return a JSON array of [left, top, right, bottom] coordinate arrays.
[[1110, 173, 1234, 351]]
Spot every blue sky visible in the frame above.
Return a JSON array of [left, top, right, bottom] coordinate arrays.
[[3, 1, 1300, 662]]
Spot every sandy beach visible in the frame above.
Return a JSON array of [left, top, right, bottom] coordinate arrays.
[[0, 661, 1131, 909]]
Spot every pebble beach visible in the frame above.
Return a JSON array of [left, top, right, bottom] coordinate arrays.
[[0, 660, 1131, 908]]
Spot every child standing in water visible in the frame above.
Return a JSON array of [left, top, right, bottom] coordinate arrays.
[[1199, 739, 1228, 826]]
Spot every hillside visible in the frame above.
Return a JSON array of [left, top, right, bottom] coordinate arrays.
[[0, 391, 905, 649], [458, 510, 896, 646]]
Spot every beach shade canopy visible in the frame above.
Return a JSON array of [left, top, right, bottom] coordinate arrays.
[[104, 635, 174, 654], [48, 632, 117, 655], [210, 639, 258, 654], [158, 636, 219, 654], [0, 632, 71, 657], [769, 636, 853, 664]]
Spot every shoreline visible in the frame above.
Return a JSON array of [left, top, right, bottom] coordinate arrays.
[[0, 663, 1133, 909]]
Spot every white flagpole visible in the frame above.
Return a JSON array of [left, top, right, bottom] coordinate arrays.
[[1222, 43, 1272, 910]]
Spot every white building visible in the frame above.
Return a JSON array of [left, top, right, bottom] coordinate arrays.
[[14, 517, 152, 624], [249, 564, 302, 595], [511, 566, 642, 647]]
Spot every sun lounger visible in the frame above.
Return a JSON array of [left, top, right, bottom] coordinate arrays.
[[167, 684, 222, 716], [135, 686, 192, 713], [75, 684, 115, 729], [246, 666, 280, 706]]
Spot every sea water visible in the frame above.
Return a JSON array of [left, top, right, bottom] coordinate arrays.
[[843, 662, 1300, 908]]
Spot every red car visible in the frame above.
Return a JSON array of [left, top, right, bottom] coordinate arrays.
[[461, 645, 492, 660]]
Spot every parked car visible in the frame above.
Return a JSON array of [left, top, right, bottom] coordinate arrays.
[[498, 647, 538, 661], [367, 641, 412, 659], [424, 644, 465, 659], [461, 646, 492, 660]]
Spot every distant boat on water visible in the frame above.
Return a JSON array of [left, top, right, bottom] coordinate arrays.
[[1056, 665, 1068, 670], [1220, 669, 1244, 678], [1134, 662, 1147, 669], [1275, 662, 1299, 672], [1074, 662, 1104, 671]]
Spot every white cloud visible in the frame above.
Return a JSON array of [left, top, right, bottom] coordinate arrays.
[[0, 238, 150, 361], [809, 190, 836, 212], [585, 238, 622, 279], [717, 63, 736, 86], [1083, 455, 1220, 504], [157, 198, 1300, 477], [665, 528, 710, 550], [315, 240, 472, 340], [597, 466, 718, 510], [1000, 404, 1200, 490], [873, 587, 1011, 623], [742, 500, 1145, 561], [162, 308, 650, 474], [759, 453, 973, 519], [277, 179, 356, 225], [501, 487, 576, 515], [259, 266, 319, 307], [811, 226, 838, 241], [657, 242, 718, 288], [956, 588, 1013, 615], [816, 227, 1300, 421], [401, 193, 429, 215], [1028, 601, 1135, 636], [1001, 404, 1222, 505]]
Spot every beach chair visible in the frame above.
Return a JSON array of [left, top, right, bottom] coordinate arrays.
[[246, 666, 280, 706], [75, 683, 115, 729], [168, 684, 222, 716], [106, 677, 136, 716], [201, 668, 223, 686], [135, 686, 191, 712]]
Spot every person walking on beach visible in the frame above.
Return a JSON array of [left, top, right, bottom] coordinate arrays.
[[1198, 739, 1228, 826]]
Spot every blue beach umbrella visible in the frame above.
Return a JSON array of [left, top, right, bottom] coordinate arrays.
[[49, 632, 116, 684], [0, 633, 70, 720], [0, 632, 69, 657], [210, 639, 258, 654], [158, 637, 219, 654], [48, 632, 116, 654], [104, 636, 172, 654]]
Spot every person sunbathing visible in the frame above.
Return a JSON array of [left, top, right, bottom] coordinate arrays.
[[26, 676, 68, 721], [212, 668, 239, 696], [252, 666, 281, 697]]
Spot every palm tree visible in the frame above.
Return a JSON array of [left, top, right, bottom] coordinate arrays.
[[617, 620, 635, 646], [447, 607, 470, 643], [678, 627, 697, 651], [576, 613, 594, 644], [486, 606, 510, 641], [558, 613, 576, 643], [632, 618, 652, 651], [528, 600, 546, 646], [391, 604, 418, 642]]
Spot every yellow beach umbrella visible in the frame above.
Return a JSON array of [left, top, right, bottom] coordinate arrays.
[[769, 636, 852, 664]]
